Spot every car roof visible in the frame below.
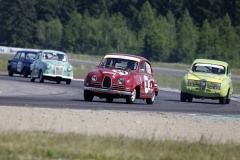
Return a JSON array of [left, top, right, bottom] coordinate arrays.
[[17, 50, 39, 53], [40, 50, 66, 55], [192, 59, 228, 67], [105, 53, 148, 62]]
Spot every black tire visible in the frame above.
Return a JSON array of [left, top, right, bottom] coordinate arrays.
[[66, 79, 71, 85], [126, 89, 136, 104], [39, 71, 44, 83], [84, 90, 94, 101], [220, 90, 230, 105], [106, 97, 114, 103], [8, 68, 14, 76], [22, 67, 28, 77], [146, 93, 155, 104], [180, 92, 187, 102], [187, 95, 193, 102], [56, 78, 61, 84]]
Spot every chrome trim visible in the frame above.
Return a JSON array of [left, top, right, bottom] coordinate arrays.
[[84, 87, 132, 95], [43, 73, 73, 79]]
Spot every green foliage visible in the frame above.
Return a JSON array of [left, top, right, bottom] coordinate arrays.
[[0, 131, 240, 160], [1, 0, 240, 66]]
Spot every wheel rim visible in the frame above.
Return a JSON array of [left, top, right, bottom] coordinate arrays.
[[131, 89, 136, 102], [151, 93, 155, 101]]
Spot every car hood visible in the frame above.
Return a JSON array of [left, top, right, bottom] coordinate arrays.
[[187, 72, 225, 83], [98, 68, 129, 76], [44, 60, 69, 66]]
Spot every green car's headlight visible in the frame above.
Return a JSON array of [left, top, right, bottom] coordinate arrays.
[[67, 65, 72, 72], [91, 75, 98, 81], [47, 64, 52, 69], [118, 77, 124, 85], [213, 83, 221, 90], [187, 80, 194, 86]]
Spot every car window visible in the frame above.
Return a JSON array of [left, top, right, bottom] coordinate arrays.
[[100, 58, 138, 70], [43, 52, 67, 62], [20, 52, 26, 60], [145, 62, 152, 74], [25, 52, 37, 60], [140, 62, 146, 72], [192, 63, 225, 74], [14, 52, 21, 60]]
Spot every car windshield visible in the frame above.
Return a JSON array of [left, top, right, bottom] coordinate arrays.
[[26, 52, 37, 60], [192, 63, 225, 74], [43, 52, 67, 62], [100, 58, 138, 70]]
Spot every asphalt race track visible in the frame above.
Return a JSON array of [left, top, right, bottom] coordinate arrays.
[[0, 73, 239, 116]]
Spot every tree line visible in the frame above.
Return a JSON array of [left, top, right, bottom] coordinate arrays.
[[0, 0, 240, 66]]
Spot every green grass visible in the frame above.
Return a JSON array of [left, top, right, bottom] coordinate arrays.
[[0, 131, 239, 160], [0, 54, 11, 72]]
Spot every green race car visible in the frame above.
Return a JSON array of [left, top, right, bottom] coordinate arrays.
[[30, 50, 73, 84], [181, 59, 233, 104]]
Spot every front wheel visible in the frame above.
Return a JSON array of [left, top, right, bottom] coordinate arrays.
[[66, 79, 71, 85], [146, 93, 155, 104], [126, 89, 136, 104], [30, 74, 35, 82], [84, 90, 94, 101], [220, 90, 230, 104], [106, 97, 113, 103], [180, 92, 187, 102], [39, 71, 44, 83]]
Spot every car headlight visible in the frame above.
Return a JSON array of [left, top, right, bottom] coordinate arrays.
[[67, 65, 72, 72], [187, 80, 194, 86], [213, 83, 221, 90], [118, 77, 124, 84], [47, 64, 52, 69], [91, 75, 98, 81]]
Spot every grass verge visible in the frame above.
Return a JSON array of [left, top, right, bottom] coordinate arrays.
[[0, 131, 240, 160]]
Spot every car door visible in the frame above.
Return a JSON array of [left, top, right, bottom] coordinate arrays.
[[139, 61, 152, 98], [16, 52, 26, 73], [11, 52, 21, 73]]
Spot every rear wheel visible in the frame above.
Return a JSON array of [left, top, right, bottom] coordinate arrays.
[[126, 89, 136, 104], [84, 90, 94, 101], [106, 97, 114, 103], [146, 93, 155, 104], [22, 67, 28, 77], [66, 79, 71, 85], [8, 68, 14, 76]]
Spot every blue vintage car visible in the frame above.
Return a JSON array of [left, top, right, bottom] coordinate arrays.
[[7, 50, 38, 77]]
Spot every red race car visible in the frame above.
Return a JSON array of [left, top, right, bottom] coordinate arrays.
[[84, 53, 158, 104]]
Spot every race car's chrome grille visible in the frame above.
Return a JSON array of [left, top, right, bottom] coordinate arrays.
[[55, 66, 64, 75], [90, 82, 101, 87], [112, 84, 124, 90], [200, 79, 207, 91], [102, 76, 111, 88]]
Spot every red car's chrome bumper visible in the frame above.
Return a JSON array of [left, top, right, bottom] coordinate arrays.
[[84, 87, 132, 96]]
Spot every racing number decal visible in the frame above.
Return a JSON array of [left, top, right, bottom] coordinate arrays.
[[17, 62, 22, 72], [144, 75, 150, 93]]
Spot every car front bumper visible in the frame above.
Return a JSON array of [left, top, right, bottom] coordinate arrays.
[[185, 86, 225, 97], [84, 87, 132, 96], [43, 73, 73, 79]]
